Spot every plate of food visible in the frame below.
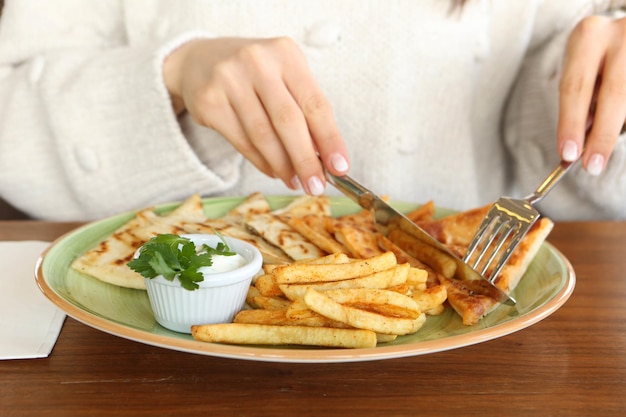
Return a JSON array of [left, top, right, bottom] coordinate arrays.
[[35, 194, 575, 363]]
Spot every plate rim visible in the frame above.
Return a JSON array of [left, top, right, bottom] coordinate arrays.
[[35, 197, 576, 363]]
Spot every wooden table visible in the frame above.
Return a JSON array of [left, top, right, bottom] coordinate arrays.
[[1, 220, 625, 417]]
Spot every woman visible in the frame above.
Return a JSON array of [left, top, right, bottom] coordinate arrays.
[[0, 0, 625, 220]]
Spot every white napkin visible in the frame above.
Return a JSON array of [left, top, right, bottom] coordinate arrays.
[[0, 241, 66, 360]]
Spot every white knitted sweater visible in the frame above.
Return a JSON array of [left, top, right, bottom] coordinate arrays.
[[0, 0, 625, 221]]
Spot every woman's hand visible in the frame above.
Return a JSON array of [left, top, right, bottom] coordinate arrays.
[[163, 37, 349, 195], [558, 15, 626, 175]]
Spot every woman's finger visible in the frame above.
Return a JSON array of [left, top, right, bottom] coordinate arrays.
[[287, 74, 349, 179], [225, 75, 298, 187], [198, 89, 278, 180], [557, 16, 608, 163], [582, 18, 626, 175], [253, 38, 330, 195]]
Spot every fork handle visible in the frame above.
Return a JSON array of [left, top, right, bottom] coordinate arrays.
[[527, 159, 577, 205]]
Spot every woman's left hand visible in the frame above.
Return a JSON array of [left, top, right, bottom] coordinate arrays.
[[558, 15, 626, 175]]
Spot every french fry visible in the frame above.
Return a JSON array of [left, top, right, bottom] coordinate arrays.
[[254, 274, 284, 297], [386, 283, 411, 295], [425, 304, 446, 316], [273, 251, 398, 284], [278, 263, 410, 301], [304, 252, 352, 265], [234, 308, 289, 325], [246, 285, 262, 308], [234, 308, 348, 328], [284, 298, 370, 328], [411, 284, 448, 313], [388, 229, 457, 278], [263, 252, 351, 274], [322, 288, 421, 319], [378, 235, 439, 287], [405, 200, 435, 222], [406, 267, 428, 292], [285, 298, 312, 320], [191, 323, 377, 348], [304, 288, 426, 335], [252, 295, 292, 310], [262, 264, 276, 274], [377, 234, 425, 268]]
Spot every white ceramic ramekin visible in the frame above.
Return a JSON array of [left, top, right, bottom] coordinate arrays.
[[144, 234, 263, 333]]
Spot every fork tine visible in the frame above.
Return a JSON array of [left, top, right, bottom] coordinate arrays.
[[463, 208, 501, 263], [487, 226, 528, 282], [477, 221, 516, 277], [464, 210, 515, 268], [471, 218, 507, 271]]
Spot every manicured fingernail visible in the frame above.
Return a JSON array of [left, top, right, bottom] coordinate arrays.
[[587, 154, 605, 176], [307, 176, 325, 196], [290, 175, 302, 190], [330, 153, 349, 172], [562, 140, 579, 162]]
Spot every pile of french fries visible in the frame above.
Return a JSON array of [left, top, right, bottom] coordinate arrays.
[[191, 251, 448, 349]]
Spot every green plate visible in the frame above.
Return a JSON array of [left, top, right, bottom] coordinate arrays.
[[36, 196, 575, 363]]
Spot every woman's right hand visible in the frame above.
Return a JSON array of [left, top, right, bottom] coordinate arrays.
[[163, 37, 350, 195], [557, 15, 626, 176]]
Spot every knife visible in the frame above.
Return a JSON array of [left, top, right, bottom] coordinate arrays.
[[325, 171, 516, 306]]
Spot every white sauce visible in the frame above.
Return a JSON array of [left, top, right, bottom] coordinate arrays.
[[197, 253, 247, 275]]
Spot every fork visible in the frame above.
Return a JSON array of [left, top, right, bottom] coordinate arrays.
[[463, 159, 577, 282]]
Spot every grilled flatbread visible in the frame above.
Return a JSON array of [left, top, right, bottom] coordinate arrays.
[[489, 217, 553, 293], [183, 218, 291, 265], [271, 195, 331, 217], [245, 195, 335, 261], [224, 191, 272, 220], [71, 194, 208, 289], [71, 193, 290, 289], [415, 205, 490, 247], [410, 209, 554, 325], [437, 275, 500, 325], [246, 213, 326, 261], [332, 223, 384, 259], [279, 214, 347, 255], [184, 192, 292, 265]]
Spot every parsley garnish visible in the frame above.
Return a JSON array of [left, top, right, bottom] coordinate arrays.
[[127, 233, 236, 291]]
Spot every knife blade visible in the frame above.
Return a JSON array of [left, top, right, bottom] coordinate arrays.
[[325, 171, 516, 306]]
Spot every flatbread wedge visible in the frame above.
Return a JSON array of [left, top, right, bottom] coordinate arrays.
[[183, 218, 291, 265], [432, 215, 553, 325], [271, 195, 331, 217], [71, 194, 208, 290], [246, 213, 326, 261], [183, 192, 292, 265]]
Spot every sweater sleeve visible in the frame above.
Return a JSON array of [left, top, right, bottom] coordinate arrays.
[[504, 0, 626, 220], [0, 1, 242, 221]]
